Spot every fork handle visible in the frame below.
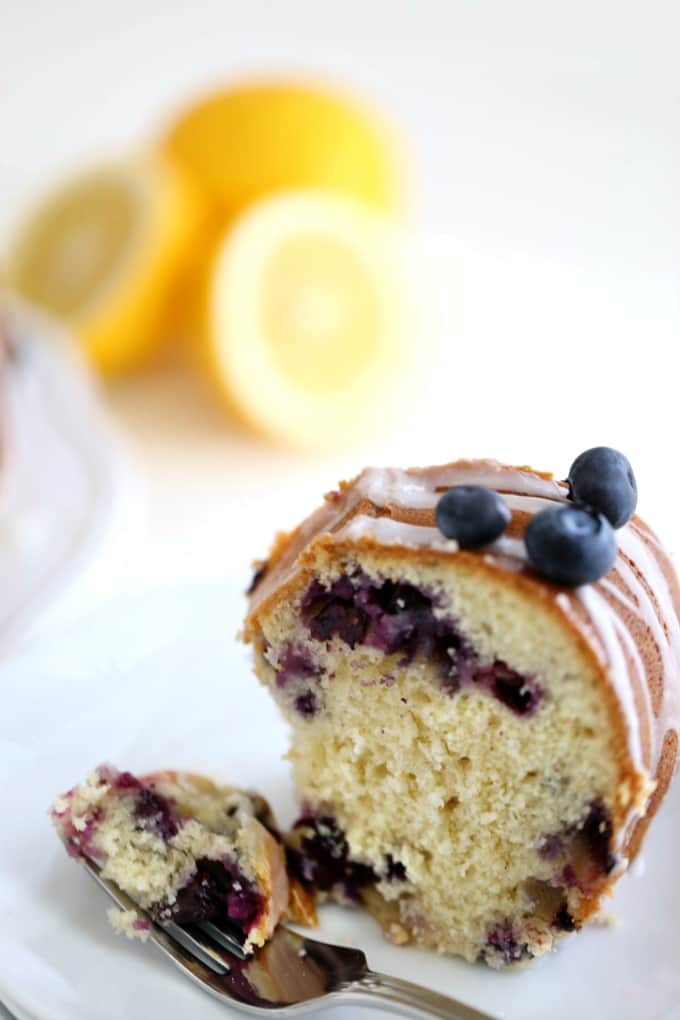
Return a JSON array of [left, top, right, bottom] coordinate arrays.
[[346, 970, 496, 1020]]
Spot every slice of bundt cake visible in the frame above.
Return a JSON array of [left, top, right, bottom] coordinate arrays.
[[243, 454, 680, 968], [51, 766, 291, 951]]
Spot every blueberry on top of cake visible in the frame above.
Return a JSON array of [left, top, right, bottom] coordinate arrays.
[[51, 766, 292, 952], [243, 453, 680, 968]]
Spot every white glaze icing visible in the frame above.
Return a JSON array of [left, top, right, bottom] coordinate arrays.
[[614, 530, 680, 769], [337, 515, 457, 550], [355, 463, 567, 511], [485, 535, 527, 560], [577, 585, 644, 769], [611, 610, 655, 763], [357, 468, 439, 510], [502, 493, 567, 514]]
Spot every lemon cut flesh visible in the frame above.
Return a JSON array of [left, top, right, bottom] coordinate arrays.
[[203, 190, 409, 448], [6, 156, 199, 374]]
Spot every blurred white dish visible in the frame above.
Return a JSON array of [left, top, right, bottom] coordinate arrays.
[[0, 581, 678, 1020], [0, 301, 138, 652]]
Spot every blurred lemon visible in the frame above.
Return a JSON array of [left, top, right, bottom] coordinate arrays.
[[202, 190, 409, 448], [163, 80, 404, 223], [5, 156, 200, 374]]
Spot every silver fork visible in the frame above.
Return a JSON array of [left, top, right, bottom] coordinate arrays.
[[81, 856, 496, 1019]]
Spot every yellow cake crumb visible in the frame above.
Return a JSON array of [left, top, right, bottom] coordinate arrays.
[[107, 907, 151, 942]]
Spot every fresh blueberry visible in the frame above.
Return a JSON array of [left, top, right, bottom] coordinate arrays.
[[435, 486, 510, 548], [567, 447, 637, 528], [525, 505, 616, 586]]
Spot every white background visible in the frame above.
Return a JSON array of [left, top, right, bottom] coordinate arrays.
[[1, 8, 680, 1018], [2, 0, 680, 605]]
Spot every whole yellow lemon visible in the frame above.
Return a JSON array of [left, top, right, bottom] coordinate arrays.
[[163, 79, 405, 224]]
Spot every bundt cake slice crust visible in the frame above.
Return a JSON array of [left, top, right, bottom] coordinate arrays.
[[244, 460, 680, 967]]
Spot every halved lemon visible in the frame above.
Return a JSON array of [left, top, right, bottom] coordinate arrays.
[[202, 190, 410, 448], [5, 155, 201, 374], [163, 80, 404, 223]]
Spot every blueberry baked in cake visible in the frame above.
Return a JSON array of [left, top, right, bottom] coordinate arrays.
[[51, 766, 292, 951], [244, 449, 680, 968]]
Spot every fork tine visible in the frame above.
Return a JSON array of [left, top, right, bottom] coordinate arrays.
[[162, 922, 232, 975], [199, 920, 249, 960]]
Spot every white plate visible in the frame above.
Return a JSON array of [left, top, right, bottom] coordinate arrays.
[[0, 301, 138, 653], [0, 582, 678, 1020]]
